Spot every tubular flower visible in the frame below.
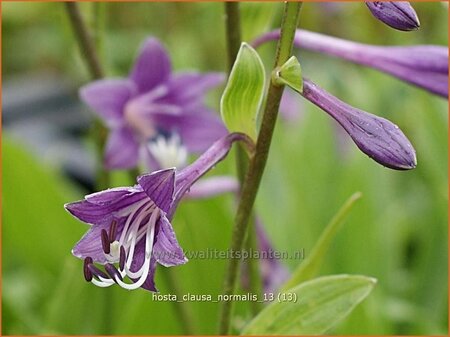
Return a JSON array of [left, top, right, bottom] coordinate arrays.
[[65, 133, 253, 291], [365, 1, 420, 31], [80, 37, 227, 170], [302, 79, 417, 170], [253, 29, 448, 98]]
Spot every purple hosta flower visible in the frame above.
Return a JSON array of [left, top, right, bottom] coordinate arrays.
[[80, 37, 227, 171], [253, 29, 448, 98], [65, 133, 253, 291], [302, 78, 417, 170], [184, 176, 239, 200], [255, 218, 289, 293], [365, 1, 420, 31]]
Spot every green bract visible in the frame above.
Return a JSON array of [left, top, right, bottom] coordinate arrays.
[[274, 55, 303, 93], [242, 274, 376, 335], [220, 42, 265, 141]]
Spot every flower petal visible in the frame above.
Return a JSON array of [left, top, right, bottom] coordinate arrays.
[[153, 214, 187, 267], [65, 194, 146, 227], [129, 238, 158, 292], [184, 176, 239, 199], [140, 257, 158, 292], [138, 168, 176, 213], [104, 127, 140, 169], [163, 72, 225, 105], [129, 37, 172, 93], [85, 187, 139, 205], [152, 108, 228, 153], [71, 218, 126, 263], [79, 79, 136, 126], [253, 30, 448, 98]]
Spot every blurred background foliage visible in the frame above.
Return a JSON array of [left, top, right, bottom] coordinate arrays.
[[2, 2, 448, 335]]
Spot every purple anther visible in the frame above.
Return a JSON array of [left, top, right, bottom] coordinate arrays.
[[101, 229, 110, 254], [87, 263, 109, 279], [109, 219, 118, 243], [119, 246, 126, 271], [105, 263, 123, 282], [83, 257, 93, 282]]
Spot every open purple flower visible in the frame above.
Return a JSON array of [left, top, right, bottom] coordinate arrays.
[[65, 133, 253, 291], [80, 37, 227, 170], [302, 79, 417, 170], [253, 29, 448, 98], [365, 1, 420, 31]]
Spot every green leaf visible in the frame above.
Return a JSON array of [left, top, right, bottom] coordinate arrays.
[[281, 192, 362, 291], [274, 56, 303, 93], [2, 137, 85, 273], [241, 274, 376, 335], [220, 42, 265, 140]]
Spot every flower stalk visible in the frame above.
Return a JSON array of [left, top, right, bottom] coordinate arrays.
[[218, 2, 303, 334], [65, 3, 104, 79], [65, 2, 110, 190], [224, 2, 264, 316]]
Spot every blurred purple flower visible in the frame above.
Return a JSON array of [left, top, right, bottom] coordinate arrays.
[[184, 176, 239, 199], [302, 78, 417, 170], [365, 1, 420, 31], [65, 133, 252, 291], [253, 29, 448, 98], [255, 218, 290, 293], [80, 37, 227, 171], [279, 88, 305, 123]]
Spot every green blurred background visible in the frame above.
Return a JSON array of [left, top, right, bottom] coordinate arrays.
[[2, 2, 448, 335]]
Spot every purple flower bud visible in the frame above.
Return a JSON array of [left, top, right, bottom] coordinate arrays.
[[365, 1, 420, 31], [302, 79, 417, 170], [253, 30, 448, 98]]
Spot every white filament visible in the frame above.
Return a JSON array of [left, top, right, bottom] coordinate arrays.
[[114, 216, 157, 290], [147, 133, 187, 169], [92, 200, 161, 290]]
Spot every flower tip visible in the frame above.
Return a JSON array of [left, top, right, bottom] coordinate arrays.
[[63, 202, 74, 213], [366, 1, 420, 31], [401, 151, 417, 170], [137, 168, 176, 213], [372, 138, 417, 171]]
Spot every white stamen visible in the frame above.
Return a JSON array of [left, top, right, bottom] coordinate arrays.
[[91, 278, 114, 287], [147, 133, 187, 169], [118, 201, 153, 244], [124, 209, 160, 279], [90, 194, 163, 290], [114, 217, 157, 290]]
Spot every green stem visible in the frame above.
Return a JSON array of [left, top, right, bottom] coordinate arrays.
[[224, 2, 242, 73], [224, 1, 264, 316], [64, 2, 110, 191], [245, 213, 263, 315], [91, 2, 106, 64], [218, 2, 302, 334], [65, 3, 104, 80]]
